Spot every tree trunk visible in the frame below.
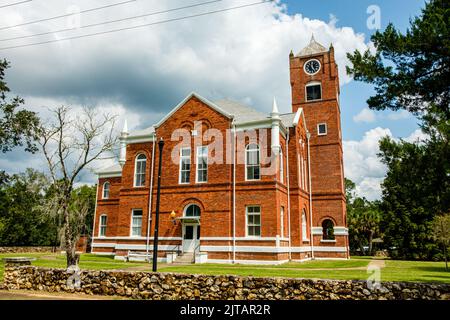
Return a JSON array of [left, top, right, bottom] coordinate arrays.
[[444, 244, 448, 271], [62, 200, 79, 267], [368, 232, 374, 256]]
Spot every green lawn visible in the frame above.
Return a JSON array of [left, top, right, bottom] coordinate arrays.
[[1, 253, 449, 284], [0, 253, 150, 281]]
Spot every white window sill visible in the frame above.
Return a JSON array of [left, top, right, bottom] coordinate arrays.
[[302, 239, 310, 243], [321, 239, 337, 243]]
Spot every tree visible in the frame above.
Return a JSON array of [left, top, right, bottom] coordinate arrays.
[[40, 106, 117, 267], [432, 213, 450, 270], [346, 0, 450, 133], [0, 169, 56, 246], [345, 178, 382, 256], [347, 0, 450, 260], [0, 60, 40, 154]]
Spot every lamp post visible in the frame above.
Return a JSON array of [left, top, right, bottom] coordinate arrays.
[[152, 137, 164, 272]]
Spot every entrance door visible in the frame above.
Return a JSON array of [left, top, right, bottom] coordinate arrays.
[[182, 224, 200, 253]]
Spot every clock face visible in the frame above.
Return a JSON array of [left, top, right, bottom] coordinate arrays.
[[304, 59, 321, 75]]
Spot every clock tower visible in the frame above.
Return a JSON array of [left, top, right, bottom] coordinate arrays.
[[289, 35, 348, 256]]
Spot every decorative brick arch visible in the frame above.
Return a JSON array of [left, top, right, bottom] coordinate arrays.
[[179, 198, 205, 214]]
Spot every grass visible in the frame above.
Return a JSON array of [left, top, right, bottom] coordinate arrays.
[[0, 253, 150, 282], [1, 253, 449, 284]]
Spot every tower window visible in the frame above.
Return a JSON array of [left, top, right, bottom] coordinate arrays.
[[318, 123, 327, 136], [322, 219, 335, 240], [306, 83, 322, 101]]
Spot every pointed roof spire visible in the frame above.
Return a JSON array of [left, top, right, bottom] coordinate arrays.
[[297, 33, 327, 57], [272, 97, 279, 114], [121, 119, 128, 135]]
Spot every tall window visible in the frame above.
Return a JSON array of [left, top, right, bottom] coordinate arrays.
[[185, 204, 201, 217], [99, 215, 107, 237], [196, 146, 208, 183], [279, 150, 284, 184], [102, 182, 110, 199], [246, 206, 261, 237], [302, 210, 308, 241], [306, 83, 322, 101], [246, 144, 260, 180], [134, 154, 146, 187], [131, 209, 143, 237], [280, 206, 284, 237], [322, 219, 335, 240], [179, 147, 191, 184]]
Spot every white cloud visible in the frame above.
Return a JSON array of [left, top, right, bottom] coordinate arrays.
[[343, 127, 429, 200], [353, 108, 377, 123], [387, 110, 411, 121], [343, 127, 392, 200], [404, 128, 428, 143]]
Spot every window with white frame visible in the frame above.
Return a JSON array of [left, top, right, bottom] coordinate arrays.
[[306, 82, 322, 101], [246, 144, 260, 180], [246, 206, 261, 237], [280, 206, 284, 237], [179, 147, 191, 184], [279, 150, 284, 184], [196, 146, 208, 183], [102, 182, 110, 199], [99, 215, 107, 237], [318, 123, 327, 136], [131, 209, 143, 237], [302, 210, 308, 241], [134, 154, 146, 187]]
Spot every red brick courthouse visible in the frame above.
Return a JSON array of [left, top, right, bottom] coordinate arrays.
[[91, 37, 350, 264]]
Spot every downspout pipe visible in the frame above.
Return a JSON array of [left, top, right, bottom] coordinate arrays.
[[307, 132, 314, 259], [90, 182, 99, 253], [286, 130, 292, 261], [232, 122, 236, 264], [146, 131, 156, 261]]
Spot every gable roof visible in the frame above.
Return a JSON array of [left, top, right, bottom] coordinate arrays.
[[154, 92, 233, 128], [213, 99, 268, 125]]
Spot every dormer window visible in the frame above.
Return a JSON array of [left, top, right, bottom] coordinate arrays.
[[306, 82, 322, 101]]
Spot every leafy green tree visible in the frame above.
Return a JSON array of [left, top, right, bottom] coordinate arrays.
[[0, 60, 40, 154], [347, 0, 450, 260], [345, 178, 382, 255], [0, 169, 57, 246], [432, 213, 450, 270]]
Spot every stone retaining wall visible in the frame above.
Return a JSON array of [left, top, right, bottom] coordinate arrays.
[[0, 247, 55, 254], [3, 265, 450, 300]]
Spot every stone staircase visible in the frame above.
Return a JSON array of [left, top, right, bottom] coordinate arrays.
[[173, 252, 194, 264]]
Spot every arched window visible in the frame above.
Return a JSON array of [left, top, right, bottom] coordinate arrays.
[[102, 182, 110, 199], [302, 210, 308, 241], [246, 143, 260, 180], [279, 149, 284, 184], [185, 204, 201, 217], [99, 215, 107, 237], [134, 154, 146, 187], [322, 219, 335, 240]]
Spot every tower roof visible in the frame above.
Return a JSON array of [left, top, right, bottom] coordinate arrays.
[[297, 34, 327, 57]]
